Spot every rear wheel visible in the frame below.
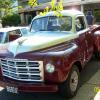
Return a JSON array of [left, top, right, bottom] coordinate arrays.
[[58, 65, 80, 98]]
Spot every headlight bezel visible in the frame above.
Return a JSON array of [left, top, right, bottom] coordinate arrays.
[[45, 63, 55, 73]]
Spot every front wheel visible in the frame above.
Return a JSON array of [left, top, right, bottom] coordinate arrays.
[[58, 65, 80, 98]]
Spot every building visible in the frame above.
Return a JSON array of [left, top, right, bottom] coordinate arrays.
[[18, 0, 57, 25], [18, 0, 100, 25]]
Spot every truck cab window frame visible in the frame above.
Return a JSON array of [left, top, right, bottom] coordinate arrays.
[[75, 16, 86, 32]]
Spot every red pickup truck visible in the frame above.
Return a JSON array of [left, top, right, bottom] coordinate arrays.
[[0, 10, 100, 98]]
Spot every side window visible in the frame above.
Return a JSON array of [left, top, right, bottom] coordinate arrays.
[[60, 17, 72, 31], [75, 17, 86, 32], [21, 28, 28, 35], [16, 29, 21, 35], [8, 30, 21, 35]]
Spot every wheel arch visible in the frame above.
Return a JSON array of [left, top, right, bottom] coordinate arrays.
[[65, 60, 82, 81], [72, 61, 82, 72]]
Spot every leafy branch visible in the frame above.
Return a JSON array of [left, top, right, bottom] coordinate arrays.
[[28, 0, 63, 17], [0, 0, 16, 16]]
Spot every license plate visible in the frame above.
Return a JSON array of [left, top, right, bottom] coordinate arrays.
[[6, 86, 18, 94]]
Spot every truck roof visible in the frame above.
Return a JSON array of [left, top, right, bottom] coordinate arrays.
[[34, 9, 84, 20]]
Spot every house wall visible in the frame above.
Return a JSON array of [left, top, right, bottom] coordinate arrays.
[[18, 0, 100, 25]]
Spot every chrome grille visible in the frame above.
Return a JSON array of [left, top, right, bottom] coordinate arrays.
[[0, 58, 44, 82]]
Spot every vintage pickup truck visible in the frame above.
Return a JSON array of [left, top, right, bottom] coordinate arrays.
[[0, 10, 100, 98]]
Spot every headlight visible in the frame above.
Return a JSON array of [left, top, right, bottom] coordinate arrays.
[[45, 63, 55, 73]]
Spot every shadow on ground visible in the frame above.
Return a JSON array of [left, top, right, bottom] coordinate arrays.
[[80, 57, 100, 85]]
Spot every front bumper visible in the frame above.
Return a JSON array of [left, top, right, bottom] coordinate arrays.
[[0, 79, 58, 93]]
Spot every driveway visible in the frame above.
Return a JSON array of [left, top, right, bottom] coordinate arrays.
[[0, 57, 100, 100]]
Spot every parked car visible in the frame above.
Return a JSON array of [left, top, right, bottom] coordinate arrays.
[[0, 27, 29, 54], [0, 27, 28, 44], [0, 10, 100, 98]]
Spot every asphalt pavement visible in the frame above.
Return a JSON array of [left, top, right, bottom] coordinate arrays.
[[0, 57, 100, 100]]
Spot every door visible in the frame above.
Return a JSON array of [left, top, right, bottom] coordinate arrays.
[[75, 16, 93, 63]]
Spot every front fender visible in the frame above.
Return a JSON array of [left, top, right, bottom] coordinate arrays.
[[47, 43, 80, 83], [35, 43, 79, 83]]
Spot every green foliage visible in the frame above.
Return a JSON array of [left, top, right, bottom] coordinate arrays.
[[28, 0, 64, 17], [39, 7, 49, 16], [0, 0, 14, 9], [50, 0, 56, 11], [0, 0, 16, 16], [50, 0, 63, 11], [1, 14, 21, 27], [94, 10, 100, 22], [28, 0, 37, 7]]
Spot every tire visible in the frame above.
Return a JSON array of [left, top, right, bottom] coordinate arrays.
[[58, 65, 80, 98], [95, 52, 100, 59]]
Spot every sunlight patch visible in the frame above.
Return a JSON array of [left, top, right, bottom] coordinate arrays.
[[0, 87, 4, 91], [94, 91, 100, 100]]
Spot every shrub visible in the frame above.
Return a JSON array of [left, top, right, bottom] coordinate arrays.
[[94, 10, 100, 23], [2, 14, 21, 27]]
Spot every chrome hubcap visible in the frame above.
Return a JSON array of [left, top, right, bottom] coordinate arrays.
[[70, 71, 78, 92]]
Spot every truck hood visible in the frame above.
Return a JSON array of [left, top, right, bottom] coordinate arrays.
[[8, 31, 78, 56]]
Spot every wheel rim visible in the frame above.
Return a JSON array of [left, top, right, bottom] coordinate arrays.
[[70, 70, 79, 92]]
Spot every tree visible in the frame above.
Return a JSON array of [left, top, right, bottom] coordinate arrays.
[[28, 0, 63, 17], [0, 0, 15, 16]]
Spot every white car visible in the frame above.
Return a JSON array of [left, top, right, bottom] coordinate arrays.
[[0, 27, 29, 52], [0, 27, 28, 44]]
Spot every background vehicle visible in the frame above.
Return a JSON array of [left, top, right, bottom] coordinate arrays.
[[0, 10, 100, 98], [0, 27, 28, 44]]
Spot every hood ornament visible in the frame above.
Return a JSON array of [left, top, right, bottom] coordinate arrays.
[[17, 38, 27, 46]]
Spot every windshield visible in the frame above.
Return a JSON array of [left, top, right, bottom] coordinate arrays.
[[21, 28, 29, 35], [31, 16, 72, 32]]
